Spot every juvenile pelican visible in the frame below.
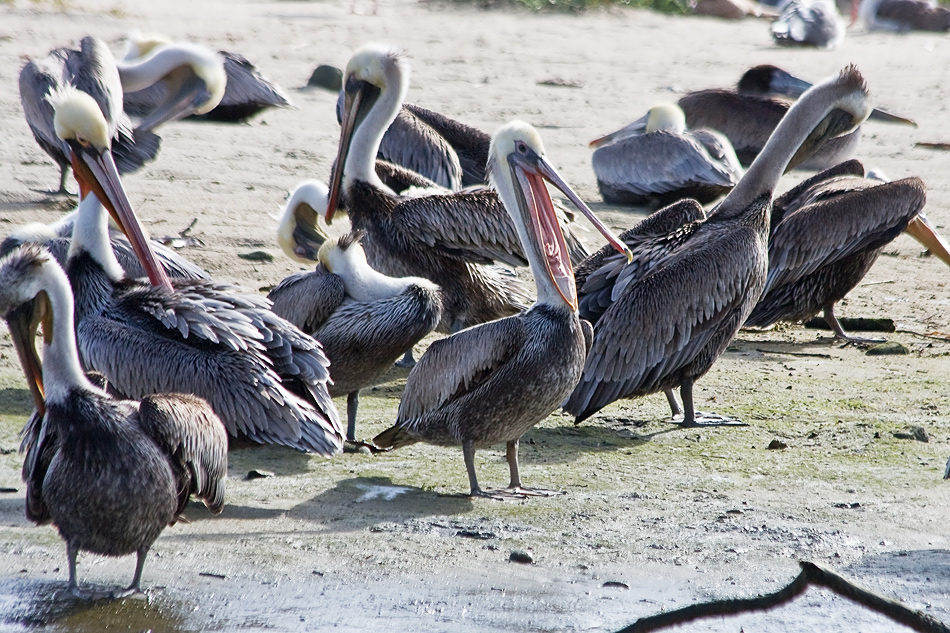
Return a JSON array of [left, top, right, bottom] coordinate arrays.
[[678, 64, 915, 170], [565, 66, 873, 427], [853, 0, 950, 30], [746, 159, 950, 340], [771, 0, 846, 48], [373, 121, 630, 498], [326, 44, 589, 335], [590, 103, 743, 207], [19, 36, 160, 195], [51, 85, 343, 454], [121, 33, 290, 124], [3, 244, 226, 599], [269, 231, 442, 442]]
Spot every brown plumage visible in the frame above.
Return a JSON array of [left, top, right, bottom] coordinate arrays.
[[4, 245, 226, 599], [566, 66, 873, 427]]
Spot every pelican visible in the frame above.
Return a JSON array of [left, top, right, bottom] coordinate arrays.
[[19, 36, 160, 195], [771, 0, 846, 49], [565, 66, 873, 427], [373, 121, 630, 498], [0, 196, 211, 281], [853, 0, 950, 30], [2, 244, 226, 599], [336, 92, 491, 190], [269, 231, 442, 442], [677, 64, 915, 170], [589, 103, 743, 207], [326, 44, 594, 336], [50, 84, 343, 454], [121, 33, 290, 125], [745, 159, 950, 341]]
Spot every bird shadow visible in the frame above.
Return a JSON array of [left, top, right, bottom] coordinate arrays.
[[284, 475, 474, 534], [520, 417, 675, 466], [225, 442, 319, 477]]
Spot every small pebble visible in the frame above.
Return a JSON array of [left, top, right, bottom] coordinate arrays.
[[245, 469, 275, 480], [509, 550, 533, 564], [238, 250, 274, 262], [602, 581, 629, 589], [308, 64, 343, 91], [767, 439, 787, 450], [866, 342, 908, 356]]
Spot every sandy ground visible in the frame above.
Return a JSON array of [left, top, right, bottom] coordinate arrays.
[[0, 0, 949, 631]]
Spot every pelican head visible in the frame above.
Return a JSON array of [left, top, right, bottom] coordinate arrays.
[[589, 103, 685, 150], [317, 231, 366, 274], [326, 44, 409, 224], [490, 121, 630, 310], [49, 86, 172, 291], [118, 34, 227, 131], [276, 180, 333, 264], [0, 246, 61, 414]]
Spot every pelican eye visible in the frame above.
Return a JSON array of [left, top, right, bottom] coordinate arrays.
[[515, 141, 528, 154], [77, 138, 92, 148]]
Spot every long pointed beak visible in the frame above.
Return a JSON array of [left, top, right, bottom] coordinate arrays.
[[325, 88, 363, 226], [69, 142, 173, 291], [867, 108, 917, 127], [6, 299, 46, 417], [589, 113, 648, 149], [906, 214, 950, 267], [531, 156, 632, 263], [135, 72, 214, 133]]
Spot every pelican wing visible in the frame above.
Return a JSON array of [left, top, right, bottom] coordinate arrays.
[[267, 267, 346, 334], [20, 411, 55, 524], [678, 90, 787, 166], [19, 51, 68, 167], [771, 159, 865, 223], [403, 103, 491, 186], [381, 108, 463, 191], [396, 317, 526, 423], [592, 132, 740, 198], [765, 176, 926, 292], [567, 228, 763, 420], [374, 159, 445, 194], [215, 51, 291, 109], [576, 199, 706, 323], [138, 393, 228, 516], [394, 187, 588, 267]]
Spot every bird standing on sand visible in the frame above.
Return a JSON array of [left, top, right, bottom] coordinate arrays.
[[374, 121, 630, 498]]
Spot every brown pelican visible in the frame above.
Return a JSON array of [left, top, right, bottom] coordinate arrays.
[[373, 121, 630, 498], [326, 44, 594, 335], [336, 92, 491, 190], [50, 84, 343, 454], [121, 33, 291, 124], [853, 0, 950, 29], [19, 36, 161, 195], [565, 66, 872, 427], [678, 64, 915, 171], [589, 103, 743, 207], [269, 231, 442, 442], [2, 244, 227, 599], [745, 159, 950, 341], [771, 0, 846, 48], [0, 196, 211, 281]]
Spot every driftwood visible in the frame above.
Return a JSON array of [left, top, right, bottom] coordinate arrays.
[[616, 561, 950, 633]]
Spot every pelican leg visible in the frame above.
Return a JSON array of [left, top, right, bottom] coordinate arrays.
[[61, 541, 114, 601], [111, 547, 149, 599], [463, 440, 487, 498], [823, 304, 885, 345], [468, 440, 564, 500], [673, 378, 747, 428], [395, 347, 416, 368], [664, 389, 683, 417], [346, 391, 359, 442]]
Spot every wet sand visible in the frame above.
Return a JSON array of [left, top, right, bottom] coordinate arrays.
[[1, 0, 949, 631]]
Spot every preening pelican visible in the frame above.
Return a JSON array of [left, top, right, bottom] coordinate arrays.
[[677, 64, 915, 170], [121, 33, 290, 124], [565, 66, 873, 427], [590, 103, 743, 207], [326, 44, 597, 335], [19, 36, 160, 194], [853, 0, 950, 30], [0, 196, 210, 281], [269, 231, 442, 442], [336, 92, 491, 190], [2, 244, 226, 599], [51, 84, 343, 454], [374, 121, 630, 498], [771, 0, 846, 49], [745, 159, 950, 341]]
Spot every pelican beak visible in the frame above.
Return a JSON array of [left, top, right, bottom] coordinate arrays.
[[326, 77, 381, 225], [906, 214, 950, 267], [589, 113, 648, 150], [66, 140, 173, 291], [135, 69, 218, 133], [5, 294, 48, 417], [510, 148, 632, 310], [867, 107, 917, 128], [786, 107, 868, 172], [290, 202, 332, 262]]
